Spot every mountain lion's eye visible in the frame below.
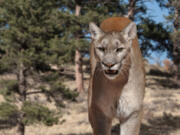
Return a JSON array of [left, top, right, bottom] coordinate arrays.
[[98, 47, 105, 52], [116, 48, 124, 52]]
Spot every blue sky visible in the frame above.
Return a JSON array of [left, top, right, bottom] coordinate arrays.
[[146, 1, 169, 23], [144, 1, 171, 65]]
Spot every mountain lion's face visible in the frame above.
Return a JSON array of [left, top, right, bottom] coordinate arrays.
[[89, 22, 137, 80]]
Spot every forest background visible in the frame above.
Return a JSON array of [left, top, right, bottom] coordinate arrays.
[[0, 0, 179, 135]]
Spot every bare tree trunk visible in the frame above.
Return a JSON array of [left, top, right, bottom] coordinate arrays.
[[74, 3, 84, 92], [16, 122, 25, 135], [75, 50, 84, 92], [18, 63, 26, 101], [16, 62, 26, 135], [126, 0, 137, 20], [172, 8, 180, 80], [75, 4, 81, 16]]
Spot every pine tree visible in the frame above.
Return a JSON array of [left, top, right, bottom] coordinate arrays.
[[156, 0, 180, 79], [0, 0, 77, 134]]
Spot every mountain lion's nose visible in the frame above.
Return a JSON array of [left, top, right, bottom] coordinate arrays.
[[102, 62, 115, 68]]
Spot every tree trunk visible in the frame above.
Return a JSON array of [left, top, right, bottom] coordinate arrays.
[[16, 62, 26, 135], [16, 121, 25, 135], [172, 8, 180, 80], [74, 3, 84, 92], [75, 50, 84, 92], [127, 0, 137, 20], [75, 4, 81, 16], [18, 63, 26, 101]]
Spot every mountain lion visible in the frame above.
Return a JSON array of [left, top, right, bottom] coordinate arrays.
[[88, 17, 145, 135]]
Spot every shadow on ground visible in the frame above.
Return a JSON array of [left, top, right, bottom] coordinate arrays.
[[152, 78, 180, 89], [112, 113, 180, 135], [146, 77, 180, 90], [60, 114, 180, 135], [148, 69, 172, 78], [59, 72, 75, 80], [59, 114, 180, 135], [0, 118, 17, 130]]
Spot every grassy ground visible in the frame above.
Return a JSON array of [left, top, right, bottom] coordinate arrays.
[[55, 74, 180, 135], [0, 70, 180, 135]]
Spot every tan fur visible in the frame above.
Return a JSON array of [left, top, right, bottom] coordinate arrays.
[[88, 17, 145, 135]]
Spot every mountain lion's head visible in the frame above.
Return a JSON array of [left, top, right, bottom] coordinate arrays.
[[89, 22, 137, 80]]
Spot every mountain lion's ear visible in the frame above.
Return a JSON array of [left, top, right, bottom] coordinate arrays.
[[89, 22, 104, 40], [122, 22, 137, 41]]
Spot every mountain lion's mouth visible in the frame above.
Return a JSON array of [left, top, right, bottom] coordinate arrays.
[[104, 69, 118, 75]]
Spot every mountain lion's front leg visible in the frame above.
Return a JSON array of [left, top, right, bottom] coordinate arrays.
[[89, 105, 112, 135], [120, 110, 142, 135]]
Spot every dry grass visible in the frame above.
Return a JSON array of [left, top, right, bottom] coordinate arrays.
[[0, 70, 180, 135]]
